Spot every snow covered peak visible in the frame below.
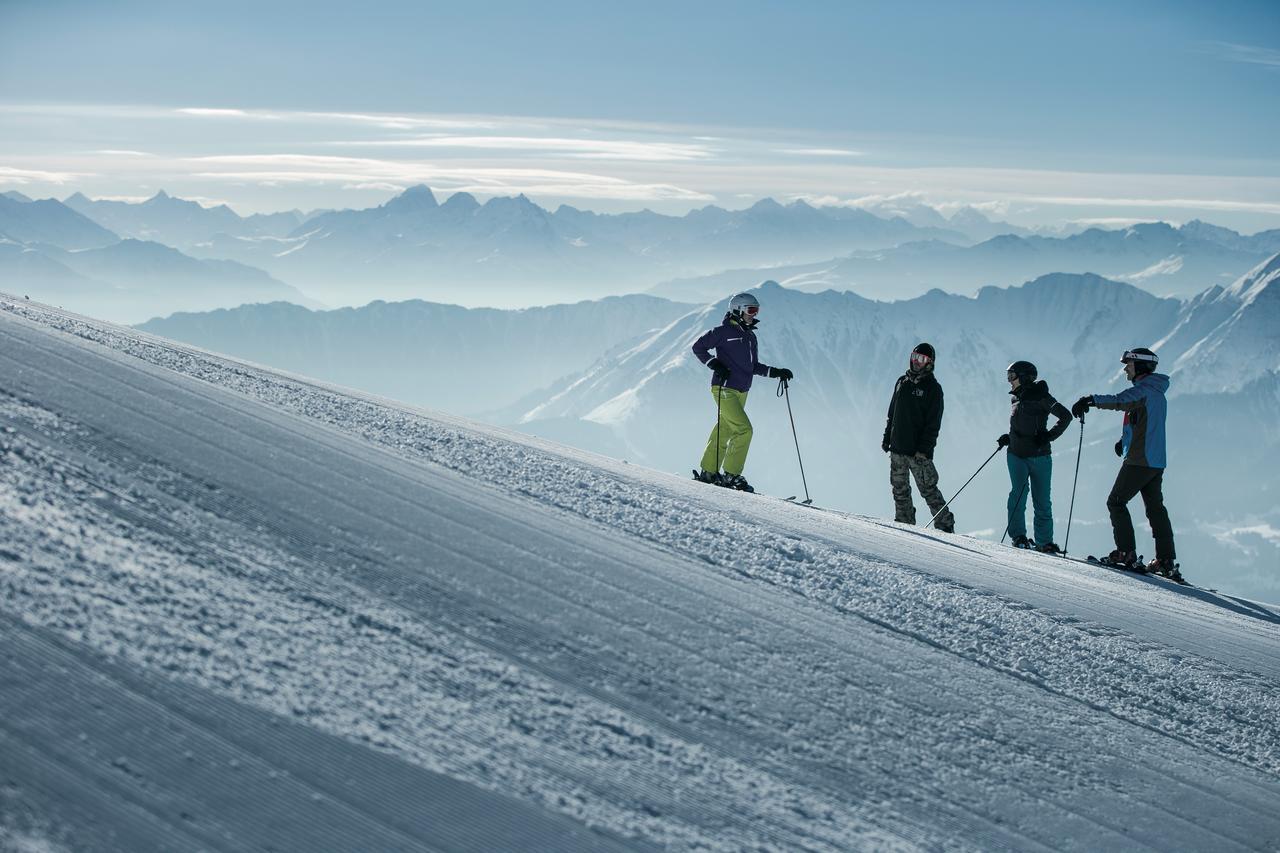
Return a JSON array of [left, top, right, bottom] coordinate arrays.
[[441, 191, 480, 212], [1226, 251, 1280, 303], [383, 184, 439, 212]]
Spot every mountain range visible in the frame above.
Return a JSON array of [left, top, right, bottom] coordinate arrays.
[[8, 185, 1280, 313], [139, 294, 694, 416], [0, 193, 316, 322], [176, 186, 975, 307], [0, 236, 315, 323], [653, 222, 1280, 302], [64, 190, 315, 250]]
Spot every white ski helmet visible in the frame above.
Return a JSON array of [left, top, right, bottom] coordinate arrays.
[[727, 292, 760, 320]]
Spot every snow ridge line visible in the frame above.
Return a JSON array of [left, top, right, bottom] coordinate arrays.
[[4, 297, 1280, 784]]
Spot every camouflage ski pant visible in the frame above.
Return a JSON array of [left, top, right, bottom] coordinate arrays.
[[890, 451, 955, 531]]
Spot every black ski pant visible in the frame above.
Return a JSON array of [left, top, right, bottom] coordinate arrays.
[[1106, 464, 1175, 560]]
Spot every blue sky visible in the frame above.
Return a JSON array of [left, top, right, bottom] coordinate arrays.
[[2, 0, 1278, 229]]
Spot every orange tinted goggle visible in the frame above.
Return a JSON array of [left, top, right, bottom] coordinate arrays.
[[743, 305, 759, 316], [910, 352, 932, 367]]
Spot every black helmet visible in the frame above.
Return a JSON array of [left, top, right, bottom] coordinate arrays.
[[1007, 360, 1037, 382], [909, 342, 935, 373], [1121, 347, 1159, 374]]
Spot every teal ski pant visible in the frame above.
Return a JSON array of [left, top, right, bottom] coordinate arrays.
[[1007, 452, 1054, 544]]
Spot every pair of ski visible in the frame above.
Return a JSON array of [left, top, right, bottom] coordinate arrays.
[[1059, 552, 1190, 586]]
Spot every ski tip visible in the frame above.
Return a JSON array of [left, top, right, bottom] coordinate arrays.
[[801, 498, 814, 506], [784, 496, 797, 501]]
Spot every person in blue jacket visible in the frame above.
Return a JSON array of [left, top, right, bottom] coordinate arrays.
[[690, 292, 793, 492], [1072, 347, 1181, 581]]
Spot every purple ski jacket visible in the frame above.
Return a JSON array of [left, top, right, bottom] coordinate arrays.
[[691, 316, 773, 393]]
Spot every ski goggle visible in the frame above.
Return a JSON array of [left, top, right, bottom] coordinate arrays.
[[1121, 350, 1158, 365], [742, 304, 759, 316], [910, 351, 933, 368]]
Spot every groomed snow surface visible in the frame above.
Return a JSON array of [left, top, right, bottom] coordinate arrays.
[[2, 295, 1279, 852]]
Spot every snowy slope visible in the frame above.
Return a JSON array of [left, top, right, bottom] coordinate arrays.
[[2, 294, 1279, 851]]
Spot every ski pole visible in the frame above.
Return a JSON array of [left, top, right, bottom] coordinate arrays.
[[925, 446, 1000, 529], [715, 382, 723, 473], [1063, 419, 1085, 555], [777, 378, 811, 504], [1000, 475, 1029, 545]]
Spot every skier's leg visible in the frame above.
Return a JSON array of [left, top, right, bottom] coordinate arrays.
[[1029, 455, 1054, 545], [1006, 453, 1030, 540], [1138, 469, 1176, 560], [718, 389, 753, 476], [698, 387, 729, 473], [889, 452, 916, 524], [1105, 466, 1150, 554], [910, 455, 954, 532]]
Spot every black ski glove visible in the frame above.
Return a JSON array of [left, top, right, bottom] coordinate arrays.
[[1114, 440, 1123, 457], [997, 433, 1010, 448], [706, 357, 731, 381], [768, 366, 794, 381], [1070, 396, 1094, 419]]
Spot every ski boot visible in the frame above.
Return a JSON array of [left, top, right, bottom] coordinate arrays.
[[692, 469, 722, 485], [1146, 557, 1187, 584], [720, 473, 755, 493], [1098, 549, 1146, 573], [1011, 535, 1035, 549], [1035, 542, 1063, 555]]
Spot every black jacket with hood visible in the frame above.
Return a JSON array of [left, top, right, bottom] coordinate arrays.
[[1007, 380, 1072, 458], [883, 369, 944, 458]]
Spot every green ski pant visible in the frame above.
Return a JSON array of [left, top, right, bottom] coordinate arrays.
[[699, 386, 752, 475]]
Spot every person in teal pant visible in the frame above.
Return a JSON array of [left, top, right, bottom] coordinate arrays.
[[997, 361, 1073, 552]]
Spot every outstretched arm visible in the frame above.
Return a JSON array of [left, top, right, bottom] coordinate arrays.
[[1092, 383, 1151, 412]]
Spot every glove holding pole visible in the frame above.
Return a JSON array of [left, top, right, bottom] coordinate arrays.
[[772, 369, 810, 504]]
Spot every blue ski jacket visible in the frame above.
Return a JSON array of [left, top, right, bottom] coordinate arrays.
[[1092, 373, 1170, 469], [691, 316, 773, 393]]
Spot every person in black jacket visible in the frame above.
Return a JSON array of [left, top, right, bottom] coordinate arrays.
[[997, 361, 1072, 552], [882, 343, 954, 532]]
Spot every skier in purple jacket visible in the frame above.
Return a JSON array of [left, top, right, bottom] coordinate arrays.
[[690, 292, 793, 492]]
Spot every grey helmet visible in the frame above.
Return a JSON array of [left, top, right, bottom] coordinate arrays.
[[727, 292, 760, 323]]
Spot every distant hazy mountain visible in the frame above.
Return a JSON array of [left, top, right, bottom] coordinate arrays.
[[137, 293, 695, 415], [1, 190, 33, 203], [65, 191, 306, 250], [0, 194, 119, 250], [0, 237, 316, 323], [655, 222, 1280, 302], [181, 185, 967, 307]]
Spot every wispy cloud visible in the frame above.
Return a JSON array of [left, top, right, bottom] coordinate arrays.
[[777, 148, 863, 157], [90, 149, 155, 157], [1200, 41, 1280, 69], [176, 106, 504, 130], [0, 165, 87, 184], [325, 135, 715, 162], [178, 107, 257, 118], [185, 154, 714, 201]]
